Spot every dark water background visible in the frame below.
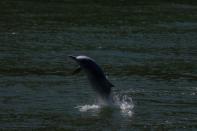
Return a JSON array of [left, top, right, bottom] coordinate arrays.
[[0, 0, 197, 130]]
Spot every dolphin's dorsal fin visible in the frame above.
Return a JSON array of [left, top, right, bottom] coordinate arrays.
[[72, 66, 81, 75]]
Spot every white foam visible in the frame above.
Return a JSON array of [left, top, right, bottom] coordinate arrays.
[[113, 94, 134, 117], [75, 104, 101, 112], [75, 94, 134, 117]]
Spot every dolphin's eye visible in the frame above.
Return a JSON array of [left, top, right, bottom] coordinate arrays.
[[80, 59, 94, 68], [79, 59, 87, 63], [80, 59, 91, 63]]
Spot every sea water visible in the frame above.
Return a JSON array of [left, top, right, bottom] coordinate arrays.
[[0, 1, 197, 130]]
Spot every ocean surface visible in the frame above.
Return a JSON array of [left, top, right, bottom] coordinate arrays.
[[0, 0, 197, 130]]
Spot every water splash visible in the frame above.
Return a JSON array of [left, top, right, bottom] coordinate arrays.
[[75, 93, 134, 117], [75, 104, 101, 112], [113, 94, 134, 117]]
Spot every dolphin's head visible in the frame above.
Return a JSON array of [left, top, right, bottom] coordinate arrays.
[[69, 55, 95, 67], [68, 55, 99, 74]]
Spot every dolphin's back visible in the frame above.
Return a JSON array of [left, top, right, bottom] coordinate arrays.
[[85, 61, 113, 98]]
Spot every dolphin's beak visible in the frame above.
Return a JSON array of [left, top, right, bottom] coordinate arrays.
[[68, 55, 81, 75], [68, 55, 77, 61]]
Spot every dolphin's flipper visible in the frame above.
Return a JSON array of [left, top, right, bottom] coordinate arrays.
[[72, 67, 82, 75], [106, 79, 114, 87]]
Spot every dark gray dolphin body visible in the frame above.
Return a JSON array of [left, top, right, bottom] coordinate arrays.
[[69, 55, 114, 105]]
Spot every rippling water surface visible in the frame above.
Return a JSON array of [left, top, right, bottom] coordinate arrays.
[[0, 0, 197, 130]]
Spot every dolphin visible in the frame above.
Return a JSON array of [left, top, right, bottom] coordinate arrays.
[[69, 55, 114, 105]]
